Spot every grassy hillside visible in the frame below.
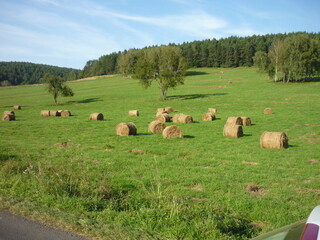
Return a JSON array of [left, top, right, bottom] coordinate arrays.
[[0, 68, 319, 239]]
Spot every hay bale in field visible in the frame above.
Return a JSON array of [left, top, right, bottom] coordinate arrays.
[[49, 110, 59, 117], [148, 120, 165, 134], [157, 113, 171, 123], [164, 107, 174, 113], [241, 117, 252, 126], [260, 131, 288, 149], [157, 108, 165, 113], [40, 110, 50, 117], [264, 108, 272, 114], [2, 113, 15, 121], [162, 125, 183, 138], [4, 111, 14, 116], [223, 124, 243, 137], [90, 112, 104, 120], [116, 122, 137, 136], [208, 108, 217, 114], [172, 113, 193, 123], [226, 117, 243, 125], [13, 105, 21, 110], [129, 110, 139, 117], [156, 111, 168, 118], [203, 112, 216, 121], [60, 110, 71, 117]]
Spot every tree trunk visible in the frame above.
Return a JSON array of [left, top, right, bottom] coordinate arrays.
[[161, 88, 167, 100], [53, 92, 57, 105]]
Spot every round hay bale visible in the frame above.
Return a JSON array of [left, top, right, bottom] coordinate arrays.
[[2, 113, 15, 121], [49, 110, 59, 117], [40, 110, 50, 117], [208, 108, 217, 114], [4, 111, 14, 116], [164, 107, 174, 113], [13, 105, 21, 110], [264, 108, 273, 114], [203, 112, 216, 121], [129, 110, 139, 117], [157, 113, 171, 123], [148, 120, 165, 134], [241, 117, 252, 126], [172, 114, 193, 123], [260, 132, 288, 149], [90, 112, 104, 120], [162, 125, 183, 138], [226, 117, 243, 125], [223, 124, 243, 137], [156, 111, 168, 118], [116, 122, 137, 136], [157, 108, 165, 113], [60, 110, 71, 117]]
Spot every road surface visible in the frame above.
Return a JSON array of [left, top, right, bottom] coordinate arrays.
[[0, 210, 88, 240]]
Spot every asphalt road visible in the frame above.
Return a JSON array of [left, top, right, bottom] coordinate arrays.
[[0, 210, 88, 240]]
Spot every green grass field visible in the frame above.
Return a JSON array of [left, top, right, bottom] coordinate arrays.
[[0, 67, 319, 239]]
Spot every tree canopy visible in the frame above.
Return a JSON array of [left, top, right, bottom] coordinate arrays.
[[41, 73, 74, 105]]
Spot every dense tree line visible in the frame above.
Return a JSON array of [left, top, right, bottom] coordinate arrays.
[[80, 32, 320, 78], [0, 62, 81, 86], [253, 34, 320, 82]]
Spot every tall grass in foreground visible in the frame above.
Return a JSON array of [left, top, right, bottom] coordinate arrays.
[[0, 67, 319, 239]]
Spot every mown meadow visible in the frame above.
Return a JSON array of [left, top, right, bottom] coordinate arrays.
[[0, 67, 319, 239]]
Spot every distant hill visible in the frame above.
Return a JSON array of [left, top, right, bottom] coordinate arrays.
[[0, 62, 81, 86]]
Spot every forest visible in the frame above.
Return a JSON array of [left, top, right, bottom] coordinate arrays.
[[1, 32, 319, 86], [0, 62, 81, 86]]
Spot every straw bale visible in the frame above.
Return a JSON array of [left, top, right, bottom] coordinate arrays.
[[90, 112, 104, 120], [264, 108, 273, 114], [157, 113, 171, 123], [148, 120, 165, 134], [172, 113, 193, 123], [129, 110, 139, 117], [260, 131, 288, 149], [40, 110, 50, 117], [162, 125, 183, 138], [164, 107, 174, 113], [156, 111, 168, 118], [241, 117, 252, 126], [13, 105, 21, 110], [49, 110, 59, 117], [60, 110, 71, 117], [203, 112, 216, 121], [226, 117, 243, 125], [223, 124, 243, 137], [2, 113, 15, 121], [208, 108, 217, 114], [116, 122, 137, 136], [4, 111, 14, 116], [157, 108, 165, 113]]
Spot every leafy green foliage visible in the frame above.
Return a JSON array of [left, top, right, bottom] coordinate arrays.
[[41, 72, 74, 104], [0, 62, 80, 86]]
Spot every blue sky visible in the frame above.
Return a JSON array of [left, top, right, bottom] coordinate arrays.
[[0, 0, 319, 69]]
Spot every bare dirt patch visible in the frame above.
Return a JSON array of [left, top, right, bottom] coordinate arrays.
[[242, 161, 259, 166], [125, 149, 145, 154]]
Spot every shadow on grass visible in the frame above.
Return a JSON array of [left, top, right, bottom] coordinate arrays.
[[288, 144, 298, 148], [0, 153, 16, 162], [184, 135, 195, 139], [65, 97, 103, 105], [302, 77, 320, 83], [186, 71, 209, 76], [243, 134, 252, 137], [167, 93, 227, 101]]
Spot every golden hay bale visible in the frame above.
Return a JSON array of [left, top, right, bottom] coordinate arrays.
[[260, 132, 288, 149], [4, 111, 14, 116], [223, 124, 243, 137], [264, 108, 273, 114], [164, 107, 174, 113], [60, 110, 71, 117], [13, 105, 21, 110], [157, 113, 171, 123], [148, 120, 166, 134], [157, 108, 165, 113], [2, 113, 15, 121], [172, 113, 193, 123], [40, 110, 50, 117], [49, 110, 59, 117], [203, 112, 216, 121], [129, 110, 139, 117], [226, 117, 243, 125], [156, 111, 168, 118], [241, 117, 252, 126], [162, 125, 183, 138], [208, 108, 217, 114], [116, 122, 137, 136], [90, 112, 104, 120]]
